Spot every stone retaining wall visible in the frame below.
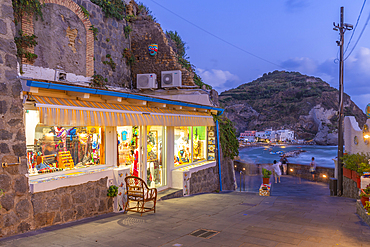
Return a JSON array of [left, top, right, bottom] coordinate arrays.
[[31, 177, 112, 229], [356, 200, 370, 226], [189, 166, 219, 195], [287, 163, 334, 183], [343, 176, 359, 199]]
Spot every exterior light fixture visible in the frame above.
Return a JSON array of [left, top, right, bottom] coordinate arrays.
[[242, 168, 245, 171], [323, 174, 327, 178], [290, 169, 293, 172]]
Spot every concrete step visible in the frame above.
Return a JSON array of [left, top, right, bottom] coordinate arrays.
[[157, 188, 183, 201]]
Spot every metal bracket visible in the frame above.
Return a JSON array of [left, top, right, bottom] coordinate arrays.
[[2, 157, 21, 168]]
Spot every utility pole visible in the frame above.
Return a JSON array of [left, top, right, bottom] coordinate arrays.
[[333, 7, 352, 196]]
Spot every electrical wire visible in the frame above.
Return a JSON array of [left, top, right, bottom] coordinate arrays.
[[343, 0, 367, 56], [148, 0, 285, 69], [344, 10, 370, 60]]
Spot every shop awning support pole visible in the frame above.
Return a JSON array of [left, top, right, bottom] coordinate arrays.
[[216, 119, 222, 192]]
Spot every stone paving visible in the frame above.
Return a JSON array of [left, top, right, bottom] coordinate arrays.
[[1, 175, 370, 246]]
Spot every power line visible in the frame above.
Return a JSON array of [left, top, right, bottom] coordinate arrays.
[[344, 9, 370, 60], [148, 0, 285, 69], [343, 0, 367, 56]]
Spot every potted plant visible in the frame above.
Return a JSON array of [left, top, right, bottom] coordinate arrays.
[[262, 168, 272, 184], [360, 185, 370, 207], [107, 185, 119, 197]]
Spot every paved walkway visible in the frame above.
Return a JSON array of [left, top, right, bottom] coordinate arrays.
[[1, 175, 370, 246]]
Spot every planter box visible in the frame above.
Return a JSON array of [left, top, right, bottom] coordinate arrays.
[[352, 170, 361, 188], [343, 167, 352, 179]]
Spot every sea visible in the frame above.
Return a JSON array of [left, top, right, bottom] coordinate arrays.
[[239, 145, 338, 168]]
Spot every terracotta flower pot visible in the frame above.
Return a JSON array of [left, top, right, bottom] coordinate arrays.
[[343, 167, 352, 179], [361, 196, 369, 207], [263, 177, 270, 184]]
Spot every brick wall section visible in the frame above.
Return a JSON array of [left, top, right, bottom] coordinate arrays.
[[131, 19, 196, 88], [21, 0, 94, 77], [20, 14, 34, 64], [0, 0, 31, 237]]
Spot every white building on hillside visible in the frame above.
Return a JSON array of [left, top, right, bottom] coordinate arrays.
[[276, 129, 295, 142]]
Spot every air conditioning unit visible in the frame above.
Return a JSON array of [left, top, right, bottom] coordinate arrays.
[[161, 70, 182, 88], [137, 73, 157, 89]]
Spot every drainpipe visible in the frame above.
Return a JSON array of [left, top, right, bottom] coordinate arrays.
[[215, 110, 224, 191]]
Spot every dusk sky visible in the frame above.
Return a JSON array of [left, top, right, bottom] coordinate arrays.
[[142, 0, 370, 111]]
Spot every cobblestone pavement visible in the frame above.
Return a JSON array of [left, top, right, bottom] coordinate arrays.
[[1, 175, 369, 247]]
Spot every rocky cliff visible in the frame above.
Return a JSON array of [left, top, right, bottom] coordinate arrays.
[[219, 71, 367, 145]]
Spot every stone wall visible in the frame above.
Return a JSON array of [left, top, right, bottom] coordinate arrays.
[[189, 166, 219, 195], [220, 156, 236, 190], [130, 19, 196, 88], [356, 200, 370, 226], [0, 0, 31, 237], [343, 176, 359, 199], [31, 177, 112, 228], [286, 163, 334, 183]]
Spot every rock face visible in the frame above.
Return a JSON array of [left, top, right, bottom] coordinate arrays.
[[219, 71, 367, 145]]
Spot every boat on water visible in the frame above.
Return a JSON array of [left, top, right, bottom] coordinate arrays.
[[269, 151, 284, 155]]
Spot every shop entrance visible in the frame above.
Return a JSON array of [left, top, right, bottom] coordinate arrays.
[[146, 126, 166, 189]]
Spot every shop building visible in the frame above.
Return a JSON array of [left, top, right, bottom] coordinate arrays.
[[0, 0, 235, 237], [23, 79, 223, 212]]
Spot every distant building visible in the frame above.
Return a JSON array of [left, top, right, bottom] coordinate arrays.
[[256, 131, 268, 142], [239, 131, 256, 142], [276, 129, 295, 142]]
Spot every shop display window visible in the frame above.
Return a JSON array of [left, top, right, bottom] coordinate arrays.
[[117, 126, 140, 177], [147, 126, 166, 188], [27, 123, 104, 175], [193, 126, 207, 162], [174, 127, 192, 167]]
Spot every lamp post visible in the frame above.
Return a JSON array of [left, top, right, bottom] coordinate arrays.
[[333, 7, 352, 196]]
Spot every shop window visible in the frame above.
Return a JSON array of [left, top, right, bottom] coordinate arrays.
[[117, 126, 140, 177], [147, 126, 166, 188], [193, 126, 207, 162], [27, 123, 104, 175], [174, 127, 192, 167]]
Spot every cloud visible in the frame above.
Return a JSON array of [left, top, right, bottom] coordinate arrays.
[[279, 47, 370, 109], [196, 68, 240, 92], [285, 0, 309, 11], [282, 57, 318, 74]]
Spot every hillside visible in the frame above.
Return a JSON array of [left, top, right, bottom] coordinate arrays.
[[219, 71, 367, 145]]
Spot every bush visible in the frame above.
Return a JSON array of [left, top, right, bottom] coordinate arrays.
[[342, 152, 370, 175]]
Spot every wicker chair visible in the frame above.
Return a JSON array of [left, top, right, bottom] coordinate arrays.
[[124, 176, 157, 216]]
